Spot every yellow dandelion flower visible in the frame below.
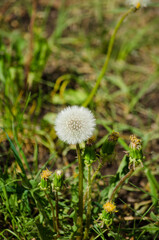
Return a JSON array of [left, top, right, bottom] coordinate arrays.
[[136, 2, 141, 8], [41, 169, 52, 179], [103, 202, 117, 213]]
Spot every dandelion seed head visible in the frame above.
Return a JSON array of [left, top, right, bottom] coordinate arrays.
[[127, 0, 150, 8], [55, 106, 96, 145]]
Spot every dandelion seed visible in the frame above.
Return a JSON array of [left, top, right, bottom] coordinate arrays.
[[103, 201, 117, 213], [127, 0, 150, 8], [55, 106, 96, 145]]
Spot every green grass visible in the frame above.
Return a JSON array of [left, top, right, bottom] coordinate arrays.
[[0, 0, 159, 239]]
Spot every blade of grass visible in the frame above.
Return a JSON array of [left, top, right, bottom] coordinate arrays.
[[144, 165, 159, 205], [4, 130, 26, 176], [12, 124, 32, 176]]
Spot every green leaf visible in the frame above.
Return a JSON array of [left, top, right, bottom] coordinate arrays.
[[150, 212, 159, 222], [144, 166, 158, 205], [107, 155, 129, 199], [52, 89, 87, 105], [140, 223, 159, 235], [36, 223, 54, 240], [43, 112, 57, 124], [5, 131, 26, 176]]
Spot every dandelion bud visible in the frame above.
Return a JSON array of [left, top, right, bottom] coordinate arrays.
[[129, 135, 143, 167], [83, 145, 96, 166], [101, 132, 119, 155], [87, 136, 96, 146], [52, 170, 64, 191]]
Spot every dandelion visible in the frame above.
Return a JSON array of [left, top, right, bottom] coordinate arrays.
[[41, 169, 52, 179], [101, 131, 119, 155], [129, 135, 143, 168], [108, 131, 119, 142], [127, 0, 150, 8], [100, 201, 117, 227], [129, 135, 142, 150], [55, 106, 96, 145], [52, 170, 64, 191], [103, 201, 117, 213]]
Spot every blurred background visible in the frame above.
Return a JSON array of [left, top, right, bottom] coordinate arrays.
[[0, 0, 159, 170]]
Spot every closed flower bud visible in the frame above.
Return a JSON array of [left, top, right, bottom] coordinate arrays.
[[101, 132, 119, 155], [129, 135, 143, 168], [52, 170, 64, 191], [40, 178, 48, 190], [83, 145, 96, 166]]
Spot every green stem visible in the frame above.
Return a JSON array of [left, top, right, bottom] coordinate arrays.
[[83, 158, 106, 205], [109, 167, 134, 201], [46, 193, 57, 232], [84, 164, 92, 240], [76, 143, 83, 240], [91, 158, 106, 183], [82, 7, 135, 107], [55, 191, 60, 235]]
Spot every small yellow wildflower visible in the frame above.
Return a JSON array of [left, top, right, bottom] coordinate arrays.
[[103, 202, 117, 213], [41, 169, 52, 179], [136, 2, 141, 8]]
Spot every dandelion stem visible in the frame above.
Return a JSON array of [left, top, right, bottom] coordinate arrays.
[[76, 143, 83, 240], [84, 164, 92, 240], [45, 193, 57, 232], [82, 7, 135, 107], [83, 158, 106, 205], [109, 167, 134, 202], [92, 158, 106, 182], [55, 191, 60, 235]]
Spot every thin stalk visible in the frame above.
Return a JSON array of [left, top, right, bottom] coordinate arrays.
[[76, 143, 83, 240], [82, 7, 135, 107], [91, 158, 106, 183], [84, 164, 92, 240], [83, 158, 106, 205], [109, 167, 134, 202], [24, 0, 37, 90], [55, 191, 60, 235], [46, 193, 57, 232]]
